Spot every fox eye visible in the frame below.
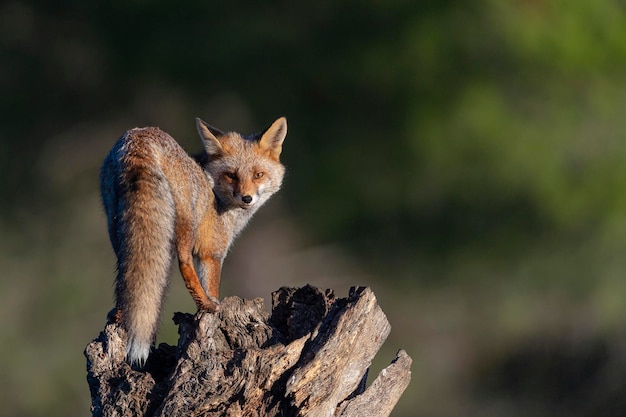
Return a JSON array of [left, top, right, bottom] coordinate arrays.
[[224, 172, 237, 180], [254, 172, 264, 179]]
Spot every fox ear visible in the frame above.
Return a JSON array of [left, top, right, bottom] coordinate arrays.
[[196, 117, 224, 157], [258, 117, 287, 161]]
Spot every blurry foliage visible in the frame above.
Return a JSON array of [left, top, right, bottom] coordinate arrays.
[[2, 0, 626, 416], [5, 0, 626, 259]]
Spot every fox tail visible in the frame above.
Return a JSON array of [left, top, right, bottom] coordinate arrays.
[[101, 152, 175, 366]]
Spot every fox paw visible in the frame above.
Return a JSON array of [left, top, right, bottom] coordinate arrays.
[[198, 296, 220, 313], [106, 307, 123, 324]]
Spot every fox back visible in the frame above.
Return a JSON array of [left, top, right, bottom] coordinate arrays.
[[100, 117, 287, 365]]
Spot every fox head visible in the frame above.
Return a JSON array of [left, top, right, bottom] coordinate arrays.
[[196, 117, 287, 211]]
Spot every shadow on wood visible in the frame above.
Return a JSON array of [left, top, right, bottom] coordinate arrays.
[[85, 285, 412, 417]]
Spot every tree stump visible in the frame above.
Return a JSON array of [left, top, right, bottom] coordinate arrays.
[[85, 285, 412, 417]]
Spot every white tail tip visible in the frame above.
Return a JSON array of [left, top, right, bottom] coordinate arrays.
[[126, 338, 151, 367]]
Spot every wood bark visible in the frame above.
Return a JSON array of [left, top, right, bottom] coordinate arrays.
[[85, 285, 412, 417]]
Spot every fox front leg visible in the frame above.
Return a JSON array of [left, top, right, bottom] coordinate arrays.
[[197, 254, 222, 302], [178, 249, 220, 313]]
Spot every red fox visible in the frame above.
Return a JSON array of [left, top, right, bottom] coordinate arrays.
[[100, 117, 287, 366]]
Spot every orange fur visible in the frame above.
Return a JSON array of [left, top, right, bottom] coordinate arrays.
[[100, 118, 287, 365]]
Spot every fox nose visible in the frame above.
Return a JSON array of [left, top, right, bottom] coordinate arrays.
[[241, 195, 253, 204]]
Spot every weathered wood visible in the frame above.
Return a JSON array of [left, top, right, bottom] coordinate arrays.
[[337, 350, 412, 417], [85, 285, 412, 417]]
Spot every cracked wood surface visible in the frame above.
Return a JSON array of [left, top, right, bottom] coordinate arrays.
[[85, 285, 412, 417]]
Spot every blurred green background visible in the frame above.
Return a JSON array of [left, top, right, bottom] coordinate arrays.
[[3, 1, 626, 416]]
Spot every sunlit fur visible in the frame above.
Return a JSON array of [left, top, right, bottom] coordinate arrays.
[[100, 117, 287, 366]]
